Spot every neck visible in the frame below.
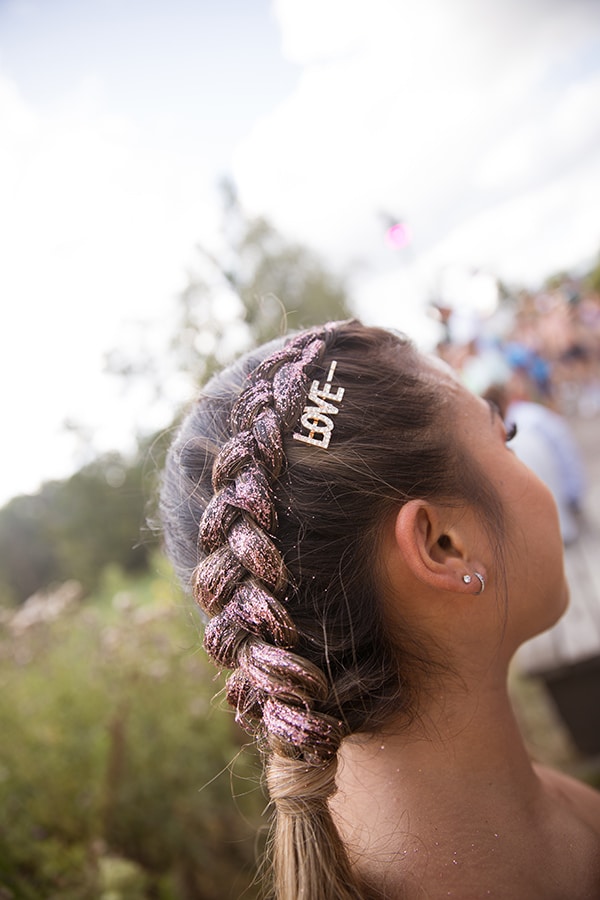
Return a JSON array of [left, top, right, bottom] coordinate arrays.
[[330, 664, 543, 887]]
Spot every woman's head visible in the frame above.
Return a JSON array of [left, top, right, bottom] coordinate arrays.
[[162, 321, 504, 735], [159, 319, 510, 897]]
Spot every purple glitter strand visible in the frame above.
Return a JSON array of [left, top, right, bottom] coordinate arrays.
[[230, 465, 275, 532], [202, 582, 297, 669], [252, 408, 284, 475], [230, 380, 273, 433], [226, 669, 262, 728], [232, 581, 296, 647], [193, 547, 244, 615], [253, 327, 324, 381], [201, 464, 275, 554], [198, 491, 238, 553], [203, 609, 246, 668], [212, 431, 255, 490], [272, 340, 324, 427], [263, 697, 344, 763], [240, 641, 328, 701], [253, 344, 303, 380], [237, 659, 316, 707], [228, 518, 285, 591]]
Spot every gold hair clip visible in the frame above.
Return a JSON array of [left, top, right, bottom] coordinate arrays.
[[292, 361, 345, 449]]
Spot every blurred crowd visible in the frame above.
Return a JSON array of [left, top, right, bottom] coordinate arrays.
[[434, 279, 600, 417], [432, 278, 600, 545]]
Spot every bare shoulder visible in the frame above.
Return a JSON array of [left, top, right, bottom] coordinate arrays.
[[535, 762, 600, 829], [532, 764, 600, 898]]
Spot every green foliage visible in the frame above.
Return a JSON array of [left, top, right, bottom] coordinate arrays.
[[185, 182, 351, 387], [0, 449, 156, 606], [0, 560, 266, 899], [543, 250, 600, 297], [585, 251, 600, 295], [543, 270, 573, 291], [0, 489, 61, 605], [52, 454, 150, 584]]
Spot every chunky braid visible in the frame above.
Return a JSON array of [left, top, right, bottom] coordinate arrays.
[[193, 328, 348, 766]]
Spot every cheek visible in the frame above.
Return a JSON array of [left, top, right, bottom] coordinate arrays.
[[503, 466, 563, 566], [515, 478, 566, 621], [505, 459, 559, 528]]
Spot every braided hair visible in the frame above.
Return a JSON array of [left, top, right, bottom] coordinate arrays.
[[160, 320, 504, 899]]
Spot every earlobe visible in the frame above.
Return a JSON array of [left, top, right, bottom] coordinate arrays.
[[463, 572, 486, 594], [393, 500, 485, 596]]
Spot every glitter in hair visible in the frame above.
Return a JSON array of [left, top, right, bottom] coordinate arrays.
[[263, 697, 344, 763], [191, 324, 347, 767], [252, 408, 284, 474], [193, 547, 244, 616], [212, 431, 255, 490], [232, 581, 296, 646], [231, 465, 275, 532], [227, 518, 285, 591]]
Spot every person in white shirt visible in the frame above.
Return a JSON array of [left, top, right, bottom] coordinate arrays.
[[485, 366, 585, 545]]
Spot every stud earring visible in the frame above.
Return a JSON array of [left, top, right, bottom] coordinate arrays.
[[463, 572, 485, 595]]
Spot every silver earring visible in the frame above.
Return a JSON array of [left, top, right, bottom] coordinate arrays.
[[463, 572, 485, 595]]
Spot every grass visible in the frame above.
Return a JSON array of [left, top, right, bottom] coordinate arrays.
[[0, 556, 266, 900]]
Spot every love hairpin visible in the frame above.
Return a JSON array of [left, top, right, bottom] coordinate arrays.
[[293, 361, 345, 449]]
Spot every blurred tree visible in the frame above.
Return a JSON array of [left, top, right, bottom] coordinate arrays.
[[0, 567, 265, 899], [0, 490, 61, 605], [176, 179, 351, 386], [544, 270, 572, 291], [107, 178, 352, 396], [50, 451, 151, 588], [0, 448, 156, 605], [585, 251, 600, 295]]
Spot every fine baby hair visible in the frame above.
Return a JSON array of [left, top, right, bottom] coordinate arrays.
[[159, 319, 505, 899]]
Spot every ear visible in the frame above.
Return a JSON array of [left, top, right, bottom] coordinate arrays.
[[393, 499, 486, 596]]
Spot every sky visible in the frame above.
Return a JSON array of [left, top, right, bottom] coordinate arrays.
[[1, 0, 600, 504]]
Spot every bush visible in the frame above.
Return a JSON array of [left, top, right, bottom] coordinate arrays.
[[0, 559, 265, 899], [0, 449, 157, 607]]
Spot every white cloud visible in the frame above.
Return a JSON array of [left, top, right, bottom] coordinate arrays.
[[476, 71, 600, 191], [418, 153, 600, 279], [274, 0, 369, 62], [235, 0, 600, 292], [0, 73, 218, 502]]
